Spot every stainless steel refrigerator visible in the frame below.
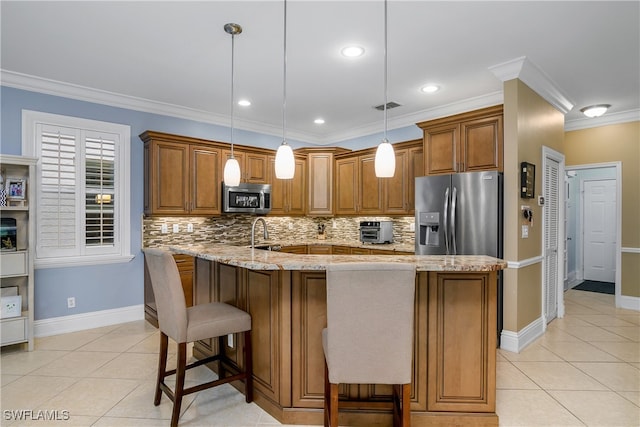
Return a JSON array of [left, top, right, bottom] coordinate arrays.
[[415, 171, 504, 340], [415, 171, 503, 257]]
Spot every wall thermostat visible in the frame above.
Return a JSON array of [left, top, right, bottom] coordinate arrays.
[[538, 196, 545, 206]]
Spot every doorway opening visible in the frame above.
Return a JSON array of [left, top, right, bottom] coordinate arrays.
[[565, 163, 621, 305]]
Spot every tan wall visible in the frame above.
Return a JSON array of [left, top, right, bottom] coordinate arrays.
[[503, 79, 565, 331], [565, 121, 640, 297]]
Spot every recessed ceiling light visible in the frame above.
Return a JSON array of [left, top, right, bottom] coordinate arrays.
[[580, 104, 610, 118], [420, 84, 440, 94], [314, 118, 325, 124], [238, 99, 251, 107], [341, 45, 365, 58]]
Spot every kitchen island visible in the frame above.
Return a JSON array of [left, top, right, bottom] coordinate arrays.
[[169, 244, 507, 427]]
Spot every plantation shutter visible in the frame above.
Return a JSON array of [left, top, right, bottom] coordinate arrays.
[[37, 125, 78, 257], [84, 133, 116, 250], [35, 124, 121, 259]]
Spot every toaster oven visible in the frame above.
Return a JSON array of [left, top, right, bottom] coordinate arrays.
[[359, 221, 394, 244]]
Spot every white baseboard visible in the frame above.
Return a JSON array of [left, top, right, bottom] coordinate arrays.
[[500, 316, 545, 353], [34, 304, 145, 338], [618, 295, 640, 311]]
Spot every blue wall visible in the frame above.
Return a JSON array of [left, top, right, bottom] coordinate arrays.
[[1, 86, 421, 321]]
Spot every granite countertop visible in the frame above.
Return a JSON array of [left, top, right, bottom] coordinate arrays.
[[257, 238, 415, 253], [169, 243, 507, 272]]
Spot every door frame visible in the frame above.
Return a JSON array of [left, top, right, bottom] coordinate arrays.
[[541, 146, 565, 326], [567, 162, 622, 306]]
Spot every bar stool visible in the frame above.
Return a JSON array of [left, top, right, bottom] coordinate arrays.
[[322, 262, 416, 427], [142, 248, 253, 427]]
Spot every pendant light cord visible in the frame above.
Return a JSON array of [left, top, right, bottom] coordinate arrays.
[[383, 0, 388, 142], [230, 32, 236, 157], [282, 0, 287, 144]]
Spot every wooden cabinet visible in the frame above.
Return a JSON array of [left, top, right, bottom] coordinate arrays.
[[0, 155, 36, 351], [144, 253, 194, 328], [222, 149, 268, 184], [334, 153, 382, 215], [418, 105, 503, 176], [141, 132, 221, 216], [193, 261, 287, 406], [280, 245, 307, 254], [300, 148, 349, 216], [383, 141, 423, 215], [427, 271, 497, 413], [268, 156, 306, 216], [307, 245, 332, 254]]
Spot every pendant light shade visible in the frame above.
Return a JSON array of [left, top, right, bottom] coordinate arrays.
[[275, 142, 295, 179], [223, 22, 242, 187], [223, 157, 241, 186], [375, 139, 396, 178], [375, 0, 395, 178], [275, 0, 296, 180]]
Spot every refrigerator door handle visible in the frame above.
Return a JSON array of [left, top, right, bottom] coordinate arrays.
[[451, 186, 458, 255], [443, 187, 450, 255]]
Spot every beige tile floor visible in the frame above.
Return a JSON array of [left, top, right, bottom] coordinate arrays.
[[1, 289, 639, 426]]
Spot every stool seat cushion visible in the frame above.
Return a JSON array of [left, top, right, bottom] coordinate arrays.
[[186, 302, 252, 343]]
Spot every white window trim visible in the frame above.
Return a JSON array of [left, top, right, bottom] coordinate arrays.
[[22, 110, 133, 268]]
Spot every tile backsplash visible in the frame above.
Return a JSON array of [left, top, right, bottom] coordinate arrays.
[[143, 215, 416, 248]]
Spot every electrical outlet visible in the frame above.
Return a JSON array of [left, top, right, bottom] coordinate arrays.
[[187, 223, 194, 232], [172, 224, 179, 233], [288, 222, 293, 230], [409, 222, 415, 232], [161, 223, 168, 234], [521, 225, 529, 238], [227, 333, 234, 348], [67, 297, 76, 308]]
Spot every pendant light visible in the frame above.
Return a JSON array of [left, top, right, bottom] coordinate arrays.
[[374, 0, 396, 178], [223, 23, 242, 187], [275, 0, 296, 179]]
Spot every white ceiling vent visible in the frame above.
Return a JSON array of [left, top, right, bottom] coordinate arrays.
[[373, 101, 402, 111]]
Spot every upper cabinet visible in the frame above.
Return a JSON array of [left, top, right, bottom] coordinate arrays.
[[335, 140, 422, 216], [301, 148, 350, 216], [222, 149, 268, 184], [335, 153, 383, 215], [141, 132, 221, 216], [417, 105, 503, 176], [268, 155, 306, 216]]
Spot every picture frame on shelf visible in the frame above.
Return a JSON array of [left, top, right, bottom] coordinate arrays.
[[6, 178, 26, 200]]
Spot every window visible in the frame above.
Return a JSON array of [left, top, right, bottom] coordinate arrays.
[[23, 111, 132, 267]]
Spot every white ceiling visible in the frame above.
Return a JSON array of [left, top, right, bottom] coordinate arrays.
[[2, 1, 638, 146]]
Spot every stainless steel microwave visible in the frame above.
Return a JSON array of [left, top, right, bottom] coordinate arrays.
[[222, 182, 271, 214]]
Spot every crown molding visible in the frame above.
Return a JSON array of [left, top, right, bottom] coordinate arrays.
[[489, 56, 575, 114]]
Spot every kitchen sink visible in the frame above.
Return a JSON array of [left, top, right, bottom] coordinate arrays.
[[252, 244, 282, 251]]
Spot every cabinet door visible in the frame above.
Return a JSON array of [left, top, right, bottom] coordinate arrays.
[[334, 157, 359, 215], [280, 245, 307, 254], [151, 141, 190, 214], [427, 271, 496, 413], [331, 245, 351, 255], [423, 123, 459, 175], [461, 115, 503, 172], [173, 254, 194, 307], [307, 245, 332, 254], [383, 148, 410, 214], [358, 155, 383, 214], [190, 145, 221, 215], [407, 146, 424, 214], [307, 152, 334, 216], [267, 156, 288, 215], [288, 158, 307, 215], [245, 152, 268, 183], [350, 247, 371, 255]]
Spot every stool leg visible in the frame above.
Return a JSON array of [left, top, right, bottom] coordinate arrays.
[[243, 330, 253, 403], [154, 332, 168, 406], [171, 342, 187, 427], [393, 383, 411, 427]]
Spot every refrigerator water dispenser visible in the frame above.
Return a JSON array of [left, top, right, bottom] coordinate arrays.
[[418, 212, 440, 247]]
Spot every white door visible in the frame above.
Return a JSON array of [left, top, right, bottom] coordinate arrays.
[[583, 179, 616, 282], [544, 156, 560, 323]]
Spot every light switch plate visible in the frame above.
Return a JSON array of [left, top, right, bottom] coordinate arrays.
[[521, 225, 529, 238]]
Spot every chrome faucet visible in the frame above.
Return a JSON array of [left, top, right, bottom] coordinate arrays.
[[251, 217, 269, 248]]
